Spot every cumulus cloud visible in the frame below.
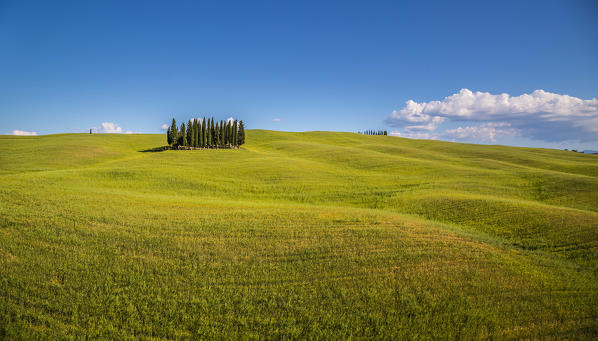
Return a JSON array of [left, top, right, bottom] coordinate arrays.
[[12, 130, 37, 136], [98, 122, 122, 133], [387, 89, 598, 142], [442, 122, 518, 142], [160, 124, 169, 130], [92, 122, 133, 134], [389, 131, 436, 140], [272, 118, 281, 122]]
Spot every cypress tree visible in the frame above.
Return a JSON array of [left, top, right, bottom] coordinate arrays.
[[220, 120, 225, 147], [238, 120, 245, 145], [208, 118, 212, 146], [233, 120, 238, 146], [197, 118, 202, 147], [170, 118, 177, 145], [179, 123, 186, 147], [192, 120, 197, 147], [201, 118, 206, 147], [214, 120, 219, 147], [195, 119, 201, 147], [216, 121, 222, 147], [220, 120, 224, 147], [198, 118, 202, 147], [222, 121, 226, 146], [204, 118, 209, 147], [187, 120, 193, 146], [225, 121, 230, 146], [207, 118, 212, 147], [167, 126, 172, 145], [210, 118, 215, 147], [213, 118, 217, 146], [231, 121, 235, 146], [189, 118, 195, 147]]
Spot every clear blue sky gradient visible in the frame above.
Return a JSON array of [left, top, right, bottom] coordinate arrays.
[[1, 0, 597, 148]]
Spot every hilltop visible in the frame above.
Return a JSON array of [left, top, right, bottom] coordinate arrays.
[[1, 131, 597, 338]]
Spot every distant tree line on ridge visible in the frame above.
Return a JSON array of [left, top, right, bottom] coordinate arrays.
[[167, 117, 245, 149], [358, 130, 388, 136]]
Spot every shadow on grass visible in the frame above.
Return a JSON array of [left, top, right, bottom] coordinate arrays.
[[139, 146, 169, 153]]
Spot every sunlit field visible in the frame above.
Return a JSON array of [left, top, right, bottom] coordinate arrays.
[[1, 131, 597, 338]]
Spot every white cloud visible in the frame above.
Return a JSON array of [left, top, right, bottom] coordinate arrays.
[[160, 124, 169, 130], [387, 89, 598, 142], [93, 122, 130, 134], [226, 117, 234, 124], [387, 101, 445, 132], [442, 122, 518, 142], [272, 118, 281, 122], [99, 122, 122, 133], [12, 130, 37, 136], [389, 131, 436, 139]]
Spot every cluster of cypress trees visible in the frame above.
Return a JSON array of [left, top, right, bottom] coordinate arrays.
[[358, 130, 388, 135], [166, 117, 245, 149]]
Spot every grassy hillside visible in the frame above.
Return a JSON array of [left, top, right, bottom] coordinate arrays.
[[1, 131, 597, 339]]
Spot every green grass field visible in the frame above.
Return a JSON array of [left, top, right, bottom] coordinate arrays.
[[1, 131, 597, 339]]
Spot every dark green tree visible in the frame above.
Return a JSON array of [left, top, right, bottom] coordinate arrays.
[[206, 118, 212, 147], [201, 117, 206, 147], [233, 120, 238, 146], [222, 121, 226, 146], [179, 123, 186, 147], [197, 118, 201, 147], [238, 120, 245, 145], [167, 126, 172, 145], [193, 119, 201, 147], [216, 121, 222, 147], [187, 120, 193, 146], [170, 118, 178, 145], [225, 121, 230, 146], [210, 118, 215, 147]]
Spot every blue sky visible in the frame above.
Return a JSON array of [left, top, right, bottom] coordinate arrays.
[[1, 0, 597, 149]]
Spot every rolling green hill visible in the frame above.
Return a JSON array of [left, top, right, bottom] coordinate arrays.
[[1, 131, 597, 339]]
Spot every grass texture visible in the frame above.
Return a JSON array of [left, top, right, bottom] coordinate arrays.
[[1, 131, 597, 339]]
